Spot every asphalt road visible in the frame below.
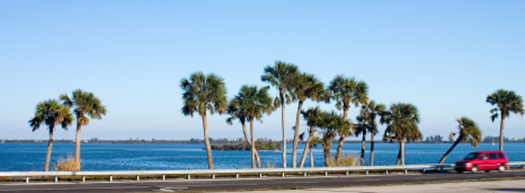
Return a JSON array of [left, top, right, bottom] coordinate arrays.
[[1, 170, 524, 193]]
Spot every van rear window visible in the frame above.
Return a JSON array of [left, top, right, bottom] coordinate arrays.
[[498, 153, 504, 159]]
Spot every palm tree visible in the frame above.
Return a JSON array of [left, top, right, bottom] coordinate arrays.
[[227, 85, 274, 168], [261, 61, 299, 168], [320, 111, 353, 166], [226, 99, 262, 168], [355, 115, 371, 166], [486, 89, 524, 151], [60, 89, 107, 169], [383, 103, 421, 165], [298, 107, 324, 167], [438, 117, 481, 164], [329, 75, 368, 160], [28, 99, 73, 171], [291, 73, 328, 168], [359, 100, 387, 166], [309, 136, 321, 167], [180, 72, 227, 169]]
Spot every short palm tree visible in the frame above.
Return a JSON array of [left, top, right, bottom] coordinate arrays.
[[181, 72, 227, 169], [359, 100, 387, 166], [291, 73, 328, 168], [438, 117, 481, 164], [227, 85, 274, 168], [60, 89, 107, 169], [309, 136, 321, 167], [486, 89, 524, 151], [226, 100, 262, 168], [261, 61, 299, 168], [383, 103, 421, 165], [329, 75, 368, 160], [28, 99, 73, 171], [355, 115, 371, 166], [298, 107, 324, 167], [320, 111, 353, 166]]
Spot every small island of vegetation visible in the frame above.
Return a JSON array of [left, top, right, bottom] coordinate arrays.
[[210, 139, 281, 151]]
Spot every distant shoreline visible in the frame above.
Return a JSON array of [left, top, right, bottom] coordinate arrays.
[[2, 139, 523, 144]]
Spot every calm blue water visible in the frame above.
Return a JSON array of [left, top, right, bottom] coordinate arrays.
[[1, 143, 524, 171]]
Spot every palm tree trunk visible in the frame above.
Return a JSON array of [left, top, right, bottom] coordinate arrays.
[[309, 147, 314, 167], [241, 123, 261, 168], [499, 116, 505, 151], [396, 142, 401, 165], [335, 108, 348, 161], [370, 132, 375, 166], [74, 122, 82, 169], [439, 135, 463, 164], [335, 135, 345, 160], [280, 91, 287, 168], [401, 140, 405, 165], [359, 130, 366, 165], [323, 146, 331, 167], [44, 126, 54, 171], [250, 118, 256, 169], [201, 114, 214, 169], [299, 126, 315, 167], [292, 101, 304, 168]]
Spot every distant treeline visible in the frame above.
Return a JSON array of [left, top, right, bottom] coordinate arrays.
[[3, 136, 524, 144], [210, 139, 281, 151]]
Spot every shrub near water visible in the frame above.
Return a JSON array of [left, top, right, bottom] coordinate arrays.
[[54, 156, 81, 171], [326, 154, 358, 167]]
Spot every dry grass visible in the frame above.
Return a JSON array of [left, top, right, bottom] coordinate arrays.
[[53, 156, 81, 171], [326, 154, 358, 167], [264, 162, 276, 168]]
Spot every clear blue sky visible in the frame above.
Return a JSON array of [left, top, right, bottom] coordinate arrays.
[[1, 0, 524, 140]]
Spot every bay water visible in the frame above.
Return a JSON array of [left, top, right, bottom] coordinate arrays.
[[1, 142, 524, 171]]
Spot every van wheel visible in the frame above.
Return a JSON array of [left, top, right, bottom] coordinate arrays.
[[498, 165, 505, 172], [471, 166, 479, 173]]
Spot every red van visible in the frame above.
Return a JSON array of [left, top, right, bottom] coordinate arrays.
[[454, 151, 508, 173]]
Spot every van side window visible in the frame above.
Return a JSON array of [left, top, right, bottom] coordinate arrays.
[[489, 153, 498, 159], [498, 153, 504, 159]]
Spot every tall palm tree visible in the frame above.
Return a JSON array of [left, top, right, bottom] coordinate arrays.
[[486, 89, 524, 151], [329, 75, 368, 160], [320, 111, 353, 166], [28, 99, 73, 171], [359, 100, 387, 166], [438, 117, 481, 164], [227, 85, 274, 168], [261, 61, 299, 168], [291, 73, 328, 168], [60, 89, 107, 169], [298, 107, 324, 167], [181, 72, 227, 169], [383, 103, 421, 165]]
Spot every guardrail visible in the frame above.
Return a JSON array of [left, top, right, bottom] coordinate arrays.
[[1, 162, 524, 183]]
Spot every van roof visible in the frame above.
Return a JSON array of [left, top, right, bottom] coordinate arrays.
[[472, 151, 505, 153]]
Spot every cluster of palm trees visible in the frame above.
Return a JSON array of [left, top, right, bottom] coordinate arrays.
[[29, 90, 106, 171], [181, 61, 407, 169], [27, 63, 522, 172], [181, 61, 524, 169]]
